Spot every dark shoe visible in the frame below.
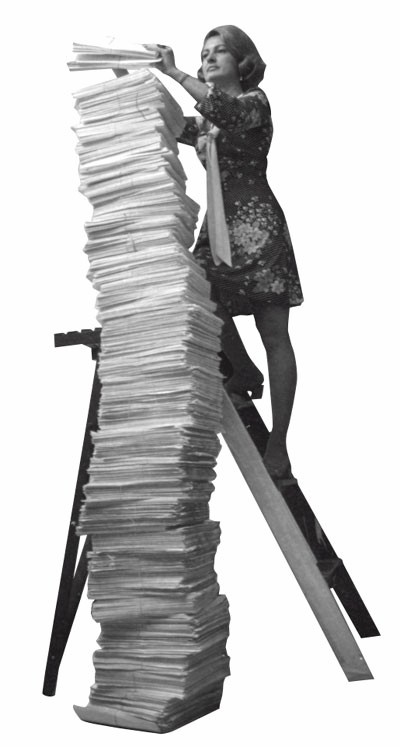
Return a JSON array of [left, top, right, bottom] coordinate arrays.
[[263, 452, 297, 488], [272, 475, 298, 491], [225, 373, 264, 401], [226, 391, 254, 409]]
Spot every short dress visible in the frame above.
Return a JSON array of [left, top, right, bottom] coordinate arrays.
[[178, 84, 304, 316]]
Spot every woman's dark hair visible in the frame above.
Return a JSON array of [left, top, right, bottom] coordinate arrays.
[[197, 25, 266, 90]]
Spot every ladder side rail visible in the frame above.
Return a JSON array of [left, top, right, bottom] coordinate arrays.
[[221, 392, 373, 682], [42, 353, 100, 696]]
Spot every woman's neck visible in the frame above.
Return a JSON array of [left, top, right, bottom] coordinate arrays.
[[220, 82, 243, 97]]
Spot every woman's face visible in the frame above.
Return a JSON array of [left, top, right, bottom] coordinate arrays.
[[201, 35, 240, 87]]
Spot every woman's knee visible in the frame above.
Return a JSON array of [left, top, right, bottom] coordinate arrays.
[[263, 330, 292, 357]]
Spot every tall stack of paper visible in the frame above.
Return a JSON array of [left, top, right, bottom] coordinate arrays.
[[71, 66, 230, 733]]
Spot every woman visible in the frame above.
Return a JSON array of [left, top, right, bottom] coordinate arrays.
[[146, 27, 304, 482]]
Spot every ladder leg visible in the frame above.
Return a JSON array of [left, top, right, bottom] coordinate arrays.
[[67, 536, 92, 622], [42, 362, 100, 696], [333, 565, 380, 638]]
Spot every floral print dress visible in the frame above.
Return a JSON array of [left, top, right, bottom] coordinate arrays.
[[178, 84, 304, 316]]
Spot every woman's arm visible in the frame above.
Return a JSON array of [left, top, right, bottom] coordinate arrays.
[[177, 117, 200, 147], [144, 44, 209, 103], [195, 86, 271, 133], [145, 44, 270, 133]]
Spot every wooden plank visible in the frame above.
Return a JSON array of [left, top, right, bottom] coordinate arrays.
[[221, 392, 373, 682], [235, 397, 380, 637]]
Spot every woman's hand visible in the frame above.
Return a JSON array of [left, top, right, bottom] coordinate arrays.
[[145, 43, 208, 102], [145, 44, 177, 76]]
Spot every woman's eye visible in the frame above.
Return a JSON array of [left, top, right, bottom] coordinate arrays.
[[202, 47, 227, 59]]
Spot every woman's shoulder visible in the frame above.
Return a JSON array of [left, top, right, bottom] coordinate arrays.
[[240, 87, 271, 112]]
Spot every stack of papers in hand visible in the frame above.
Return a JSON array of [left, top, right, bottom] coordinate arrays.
[[68, 38, 161, 70], [72, 66, 230, 733]]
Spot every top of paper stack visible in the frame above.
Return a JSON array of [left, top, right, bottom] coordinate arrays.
[[68, 37, 161, 70]]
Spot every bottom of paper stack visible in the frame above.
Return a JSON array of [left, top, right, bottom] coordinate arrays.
[[74, 704, 162, 732], [74, 585, 230, 732], [74, 684, 224, 733], [74, 590, 229, 732], [75, 687, 224, 734]]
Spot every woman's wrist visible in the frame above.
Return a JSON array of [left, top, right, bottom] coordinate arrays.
[[168, 68, 189, 85]]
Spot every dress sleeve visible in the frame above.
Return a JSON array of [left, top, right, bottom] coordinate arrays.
[[176, 116, 200, 146], [194, 85, 271, 133]]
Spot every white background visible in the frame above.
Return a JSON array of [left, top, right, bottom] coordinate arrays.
[[2, 1, 399, 745]]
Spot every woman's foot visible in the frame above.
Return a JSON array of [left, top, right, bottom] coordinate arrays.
[[224, 368, 264, 400], [263, 437, 292, 480]]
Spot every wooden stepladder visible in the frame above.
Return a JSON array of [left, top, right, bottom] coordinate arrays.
[[43, 327, 379, 696]]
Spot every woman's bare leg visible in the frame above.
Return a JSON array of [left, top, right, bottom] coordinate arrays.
[[216, 303, 264, 396], [253, 305, 297, 477]]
